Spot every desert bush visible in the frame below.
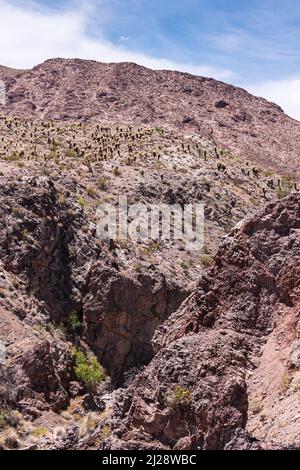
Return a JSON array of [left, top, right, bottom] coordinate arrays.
[[0, 411, 7, 430], [97, 176, 109, 190], [200, 255, 213, 268], [280, 371, 292, 393], [65, 148, 78, 158], [166, 385, 192, 409], [248, 395, 263, 415], [31, 427, 48, 438], [74, 350, 105, 391], [68, 312, 82, 332], [112, 166, 121, 176], [86, 186, 97, 198], [277, 175, 294, 199], [76, 195, 87, 208]]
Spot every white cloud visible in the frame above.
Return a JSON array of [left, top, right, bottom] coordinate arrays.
[[119, 36, 131, 42], [0, 1, 233, 80], [247, 78, 300, 122]]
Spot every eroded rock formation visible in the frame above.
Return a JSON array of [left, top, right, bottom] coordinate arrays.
[[100, 194, 300, 450]]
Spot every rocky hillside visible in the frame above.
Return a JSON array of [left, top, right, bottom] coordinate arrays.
[[1, 113, 295, 290], [0, 59, 299, 450], [1, 59, 300, 177], [96, 193, 300, 450], [0, 136, 298, 450], [0, 174, 188, 449]]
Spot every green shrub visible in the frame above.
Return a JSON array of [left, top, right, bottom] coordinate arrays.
[[86, 187, 97, 198], [277, 175, 294, 199], [5, 151, 22, 162], [181, 261, 189, 273], [76, 195, 87, 208], [74, 350, 105, 391], [0, 411, 7, 430], [31, 427, 48, 438], [97, 176, 109, 190], [280, 371, 292, 393], [68, 312, 82, 332], [166, 385, 192, 409], [65, 148, 78, 158], [200, 255, 213, 268], [139, 242, 162, 256], [277, 187, 289, 199], [112, 167, 121, 176], [86, 414, 99, 433], [101, 424, 111, 440]]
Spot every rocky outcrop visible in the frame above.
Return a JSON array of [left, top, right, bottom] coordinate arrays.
[[0, 175, 96, 323], [0, 176, 90, 417], [0, 305, 73, 416], [102, 193, 300, 450], [83, 265, 188, 385], [0, 175, 189, 422]]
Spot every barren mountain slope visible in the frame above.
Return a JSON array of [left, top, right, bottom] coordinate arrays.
[[1, 58, 300, 177]]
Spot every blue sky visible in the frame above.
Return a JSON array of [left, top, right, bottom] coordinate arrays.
[[1, 0, 300, 119]]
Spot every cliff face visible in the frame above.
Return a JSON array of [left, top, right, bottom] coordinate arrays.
[[0, 174, 189, 449], [1, 58, 300, 177], [83, 265, 187, 386], [101, 194, 300, 450]]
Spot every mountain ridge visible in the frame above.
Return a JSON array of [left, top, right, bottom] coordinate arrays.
[[0, 58, 299, 178]]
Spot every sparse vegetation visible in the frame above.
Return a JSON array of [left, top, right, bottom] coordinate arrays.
[[86, 186, 98, 198], [97, 176, 109, 190], [76, 195, 87, 208], [277, 175, 295, 199], [200, 255, 213, 268], [68, 312, 82, 332], [31, 427, 49, 438], [112, 166, 121, 176], [248, 395, 264, 415], [74, 349, 105, 391], [0, 62, 300, 451], [100, 424, 111, 440], [280, 371, 293, 393], [86, 414, 99, 433], [0, 411, 7, 430], [166, 385, 192, 409]]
